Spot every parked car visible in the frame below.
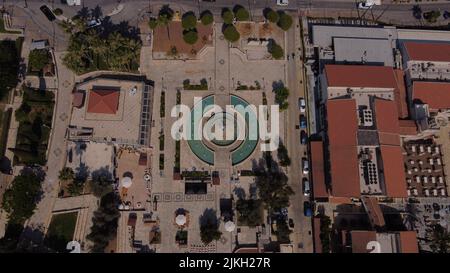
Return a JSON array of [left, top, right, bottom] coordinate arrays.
[[300, 130, 308, 145], [300, 114, 307, 129], [87, 18, 102, 28], [303, 201, 312, 217], [302, 178, 310, 196], [298, 98, 306, 113], [302, 158, 309, 175], [66, 0, 81, 6], [277, 0, 289, 6], [444, 11, 450, 19], [358, 0, 379, 9], [288, 218, 294, 228], [40, 5, 56, 22]]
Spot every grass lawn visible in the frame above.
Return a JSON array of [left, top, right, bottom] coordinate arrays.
[[45, 212, 78, 252]]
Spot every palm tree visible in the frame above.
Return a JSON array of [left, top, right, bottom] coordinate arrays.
[[58, 167, 74, 181]]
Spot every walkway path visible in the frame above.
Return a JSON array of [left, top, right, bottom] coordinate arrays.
[[21, 51, 75, 244]]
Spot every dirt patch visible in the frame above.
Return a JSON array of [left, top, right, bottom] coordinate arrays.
[[152, 21, 213, 58], [236, 22, 253, 36]]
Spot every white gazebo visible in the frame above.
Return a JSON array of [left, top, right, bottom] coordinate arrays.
[[176, 214, 187, 226], [121, 177, 132, 188], [224, 221, 235, 232]]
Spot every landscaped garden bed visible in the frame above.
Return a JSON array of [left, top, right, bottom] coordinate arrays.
[[11, 87, 55, 165], [236, 81, 261, 91], [183, 79, 208, 90], [28, 48, 55, 77]]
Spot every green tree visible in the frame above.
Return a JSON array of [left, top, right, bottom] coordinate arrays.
[[148, 17, 158, 29], [277, 12, 293, 31], [275, 220, 292, 243], [255, 156, 294, 212], [58, 19, 75, 34], [236, 199, 263, 227], [200, 10, 214, 25], [182, 12, 197, 30], [200, 218, 222, 245], [269, 41, 284, 60], [67, 179, 84, 196], [264, 8, 279, 23], [2, 172, 42, 224], [277, 142, 291, 166], [15, 102, 31, 123], [158, 5, 174, 26], [319, 214, 332, 253], [183, 30, 198, 45], [428, 224, 450, 253], [222, 8, 234, 25], [223, 25, 240, 42], [58, 167, 74, 181], [274, 86, 290, 111], [28, 49, 50, 73], [423, 10, 441, 23], [86, 192, 120, 252], [53, 8, 63, 16], [90, 175, 113, 198], [234, 5, 250, 21]]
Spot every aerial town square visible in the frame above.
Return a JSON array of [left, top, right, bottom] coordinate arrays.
[[1, 0, 450, 256]]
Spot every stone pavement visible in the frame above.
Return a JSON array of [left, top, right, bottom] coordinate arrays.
[[21, 51, 75, 244]]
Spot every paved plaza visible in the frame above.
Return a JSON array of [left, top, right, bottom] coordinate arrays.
[[135, 20, 290, 252]]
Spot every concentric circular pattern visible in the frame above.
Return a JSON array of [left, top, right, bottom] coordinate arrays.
[[187, 95, 258, 166]]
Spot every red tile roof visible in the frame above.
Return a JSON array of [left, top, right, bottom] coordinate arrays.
[[412, 81, 450, 111], [398, 120, 418, 136], [393, 70, 409, 119], [87, 90, 120, 114], [310, 141, 328, 199], [72, 92, 85, 108], [325, 65, 408, 118], [374, 98, 401, 146], [327, 99, 360, 198], [313, 217, 323, 253], [404, 42, 450, 63], [380, 145, 407, 198], [361, 196, 385, 228], [350, 231, 377, 253], [399, 231, 419, 253]]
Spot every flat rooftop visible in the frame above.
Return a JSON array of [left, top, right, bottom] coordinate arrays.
[[334, 37, 394, 66], [312, 25, 395, 50]]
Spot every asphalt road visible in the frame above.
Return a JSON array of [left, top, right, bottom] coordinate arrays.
[[284, 14, 314, 253]]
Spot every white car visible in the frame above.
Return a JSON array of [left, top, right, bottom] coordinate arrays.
[[302, 158, 309, 175], [277, 0, 289, 6], [358, 2, 374, 9], [66, 0, 81, 6], [87, 19, 102, 28], [299, 98, 306, 113]]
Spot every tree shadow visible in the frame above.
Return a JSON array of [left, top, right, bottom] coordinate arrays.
[[233, 187, 246, 200], [100, 16, 140, 40], [199, 208, 219, 227], [272, 80, 284, 91], [0, 156, 12, 174], [91, 5, 103, 19], [91, 166, 114, 181]]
